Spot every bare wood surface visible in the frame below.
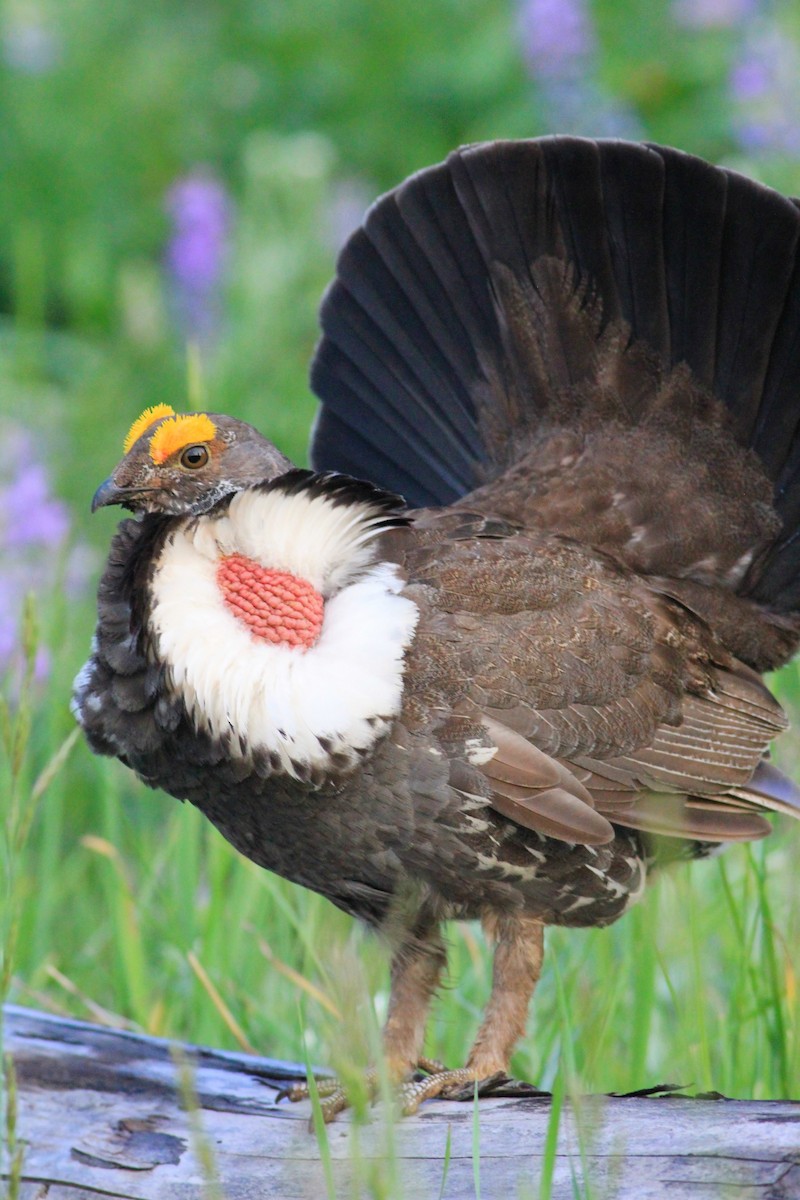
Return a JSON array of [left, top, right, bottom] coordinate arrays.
[[4, 1004, 800, 1199]]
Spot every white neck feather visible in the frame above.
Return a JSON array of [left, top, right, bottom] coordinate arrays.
[[148, 482, 418, 780], [191, 484, 401, 595]]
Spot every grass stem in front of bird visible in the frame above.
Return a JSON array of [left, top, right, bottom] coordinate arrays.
[[539, 1062, 565, 1200], [2, 1052, 22, 1200], [436, 1123, 453, 1200], [302, 1034, 337, 1200], [471, 1079, 482, 1200], [172, 1044, 225, 1200]]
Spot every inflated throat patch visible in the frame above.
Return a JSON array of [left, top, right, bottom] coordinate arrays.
[[217, 554, 324, 649]]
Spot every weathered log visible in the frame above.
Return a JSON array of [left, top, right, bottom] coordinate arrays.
[[3, 1004, 800, 1199]]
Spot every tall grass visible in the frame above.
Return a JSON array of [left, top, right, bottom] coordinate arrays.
[[1, 605, 78, 1198]]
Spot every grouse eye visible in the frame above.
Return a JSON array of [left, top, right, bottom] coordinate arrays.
[[180, 444, 210, 469]]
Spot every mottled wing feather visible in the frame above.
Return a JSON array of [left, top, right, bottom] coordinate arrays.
[[478, 715, 614, 845], [401, 516, 788, 846], [552, 675, 788, 841]]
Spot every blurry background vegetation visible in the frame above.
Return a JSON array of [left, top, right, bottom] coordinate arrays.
[[3, 0, 800, 1115]]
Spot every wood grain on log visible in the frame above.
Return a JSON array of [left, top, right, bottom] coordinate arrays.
[[3, 1005, 800, 1199]]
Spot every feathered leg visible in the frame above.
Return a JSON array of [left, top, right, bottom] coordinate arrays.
[[280, 921, 447, 1122], [281, 914, 543, 1120], [382, 925, 448, 1078], [400, 912, 544, 1113]]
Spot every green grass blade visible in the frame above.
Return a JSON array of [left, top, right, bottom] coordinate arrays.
[[539, 1062, 565, 1200], [472, 1079, 482, 1200], [437, 1123, 453, 1200]]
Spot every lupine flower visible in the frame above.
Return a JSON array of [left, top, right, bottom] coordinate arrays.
[[4, 463, 69, 548], [516, 0, 641, 137], [0, 427, 88, 687], [164, 172, 232, 345], [730, 22, 800, 156], [518, 0, 595, 80]]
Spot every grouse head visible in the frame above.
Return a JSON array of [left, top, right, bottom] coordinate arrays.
[[92, 404, 294, 517]]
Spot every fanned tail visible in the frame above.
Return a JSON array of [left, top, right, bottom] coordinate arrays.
[[310, 138, 800, 662]]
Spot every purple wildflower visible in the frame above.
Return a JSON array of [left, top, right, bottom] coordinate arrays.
[[518, 0, 594, 80], [0, 426, 88, 689], [4, 463, 69, 548], [516, 0, 641, 137], [731, 56, 771, 103], [730, 22, 800, 157], [164, 171, 232, 346]]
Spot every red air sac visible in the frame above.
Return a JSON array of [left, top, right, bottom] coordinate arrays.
[[217, 554, 324, 649]]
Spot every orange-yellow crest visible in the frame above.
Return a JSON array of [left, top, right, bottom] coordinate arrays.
[[123, 405, 176, 454], [149, 414, 217, 465]]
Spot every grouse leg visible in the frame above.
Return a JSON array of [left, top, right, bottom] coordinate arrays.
[[279, 921, 447, 1122], [382, 923, 448, 1079], [399, 912, 544, 1114]]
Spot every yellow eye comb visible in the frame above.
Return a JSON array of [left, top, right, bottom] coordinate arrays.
[[149, 413, 217, 464], [123, 405, 176, 454]]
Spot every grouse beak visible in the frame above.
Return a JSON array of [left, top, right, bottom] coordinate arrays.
[[91, 477, 123, 512], [91, 477, 151, 512]]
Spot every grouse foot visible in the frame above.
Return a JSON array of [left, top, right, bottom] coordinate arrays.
[[276, 1058, 539, 1122], [276, 1057, 444, 1123], [398, 1065, 510, 1114]]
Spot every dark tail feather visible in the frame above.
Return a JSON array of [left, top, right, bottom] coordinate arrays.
[[310, 137, 800, 613], [311, 159, 495, 505]]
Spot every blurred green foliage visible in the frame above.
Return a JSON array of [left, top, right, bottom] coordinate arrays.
[[3, 0, 799, 346]]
